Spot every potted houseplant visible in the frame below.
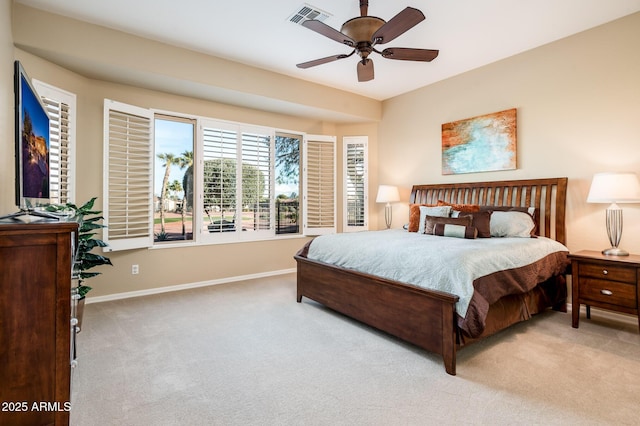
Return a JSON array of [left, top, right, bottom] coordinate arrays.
[[48, 197, 112, 330]]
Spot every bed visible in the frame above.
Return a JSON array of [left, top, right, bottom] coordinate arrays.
[[294, 177, 569, 375]]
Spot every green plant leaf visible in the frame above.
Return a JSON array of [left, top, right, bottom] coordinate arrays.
[[81, 252, 112, 265], [83, 239, 107, 250], [69, 197, 112, 298], [84, 216, 105, 223], [79, 197, 97, 211], [77, 284, 92, 298], [80, 222, 103, 233]]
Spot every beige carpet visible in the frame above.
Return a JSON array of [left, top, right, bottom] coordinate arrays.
[[70, 273, 640, 425]]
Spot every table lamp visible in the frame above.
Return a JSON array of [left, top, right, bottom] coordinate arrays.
[[587, 172, 640, 256], [376, 185, 400, 229]]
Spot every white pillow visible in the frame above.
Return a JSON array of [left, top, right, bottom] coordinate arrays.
[[418, 205, 451, 234], [490, 211, 535, 237]]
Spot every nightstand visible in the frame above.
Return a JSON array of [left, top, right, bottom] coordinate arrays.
[[569, 250, 640, 333]]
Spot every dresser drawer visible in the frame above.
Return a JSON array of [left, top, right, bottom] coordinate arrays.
[[578, 263, 636, 283], [580, 278, 637, 308]]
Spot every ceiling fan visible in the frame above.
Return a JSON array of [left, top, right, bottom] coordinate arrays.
[[296, 0, 439, 82]]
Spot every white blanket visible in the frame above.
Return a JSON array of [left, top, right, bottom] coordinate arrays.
[[307, 229, 569, 317]]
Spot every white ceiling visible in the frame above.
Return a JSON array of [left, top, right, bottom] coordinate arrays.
[[15, 0, 640, 101]]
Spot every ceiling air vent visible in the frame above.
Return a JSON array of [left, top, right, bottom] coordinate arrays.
[[289, 3, 331, 25]]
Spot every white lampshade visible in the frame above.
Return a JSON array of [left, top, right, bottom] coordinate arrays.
[[376, 185, 400, 203], [587, 172, 640, 203]]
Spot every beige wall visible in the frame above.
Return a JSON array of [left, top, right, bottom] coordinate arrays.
[[380, 12, 640, 255]]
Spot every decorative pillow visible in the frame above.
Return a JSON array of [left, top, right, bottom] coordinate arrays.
[[454, 210, 492, 238], [408, 204, 451, 232], [423, 215, 472, 235], [489, 211, 536, 237], [408, 204, 434, 232], [418, 206, 452, 233], [480, 206, 538, 236], [437, 200, 481, 213], [433, 223, 478, 239]]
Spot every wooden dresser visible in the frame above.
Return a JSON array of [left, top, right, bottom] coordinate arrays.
[[0, 221, 77, 426]]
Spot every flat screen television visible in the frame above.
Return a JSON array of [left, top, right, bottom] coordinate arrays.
[[1, 61, 57, 220]]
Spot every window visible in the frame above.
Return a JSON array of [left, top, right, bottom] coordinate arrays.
[[104, 100, 336, 250], [33, 80, 76, 204], [154, 116, 195, 243], [343, 136, 368, 231], [275, 133, 302, 235]]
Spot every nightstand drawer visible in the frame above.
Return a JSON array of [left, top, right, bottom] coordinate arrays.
[[579, 263, 636, 283], [580, 278, 637, 308]]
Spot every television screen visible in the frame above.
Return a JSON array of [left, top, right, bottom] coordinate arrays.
[[14, 60, 50, 209]]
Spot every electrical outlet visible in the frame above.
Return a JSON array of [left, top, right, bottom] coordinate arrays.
[[131, 264, 139, 275]]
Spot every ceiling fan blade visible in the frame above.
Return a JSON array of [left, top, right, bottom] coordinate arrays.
[[302, 20, 355, 47], [381, 48, 439, 62], [357, 59, 374, 82], [296, 52, 353, 69], [371, 7, 425, 45]]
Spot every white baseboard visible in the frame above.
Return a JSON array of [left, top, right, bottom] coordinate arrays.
[[567, 303, 638, 326], [85, 268, 296, 304]]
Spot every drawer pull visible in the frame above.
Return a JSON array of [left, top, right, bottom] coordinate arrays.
[[600, 289, 613, 296], [602, 269, 608, 275]]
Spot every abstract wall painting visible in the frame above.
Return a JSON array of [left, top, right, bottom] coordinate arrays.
[[441, 108, 517, 175]]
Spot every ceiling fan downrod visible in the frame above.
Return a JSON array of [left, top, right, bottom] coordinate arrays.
[[360, 0, 368, 17]]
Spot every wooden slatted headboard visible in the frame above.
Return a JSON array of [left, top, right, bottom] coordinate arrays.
[[410, 177, 568, 245]]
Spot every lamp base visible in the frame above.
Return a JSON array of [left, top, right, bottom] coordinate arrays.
[[384, 204, 393, 229], [602, 247, 629, 256]]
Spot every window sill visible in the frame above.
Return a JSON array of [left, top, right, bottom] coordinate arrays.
[[149, 233, 308, 250]]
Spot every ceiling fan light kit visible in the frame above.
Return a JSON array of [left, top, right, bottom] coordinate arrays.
[[297, 0, 439, 82]]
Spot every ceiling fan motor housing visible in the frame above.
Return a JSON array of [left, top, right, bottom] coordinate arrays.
[[341, 16, 385, 59], [341, 16, 385, 42]]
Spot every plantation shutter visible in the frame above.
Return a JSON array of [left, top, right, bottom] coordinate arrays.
[[33, 80, 75, 204], [241, 130, 273, 233], [103, 99, 154, 251], [343, 136, 368, 232], [303, 135, 336, 235], [200, 119, 274, 240], [201, 122, 239, 235]]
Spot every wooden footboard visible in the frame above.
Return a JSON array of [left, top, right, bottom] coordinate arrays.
[[295, 255, 460, 375]]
